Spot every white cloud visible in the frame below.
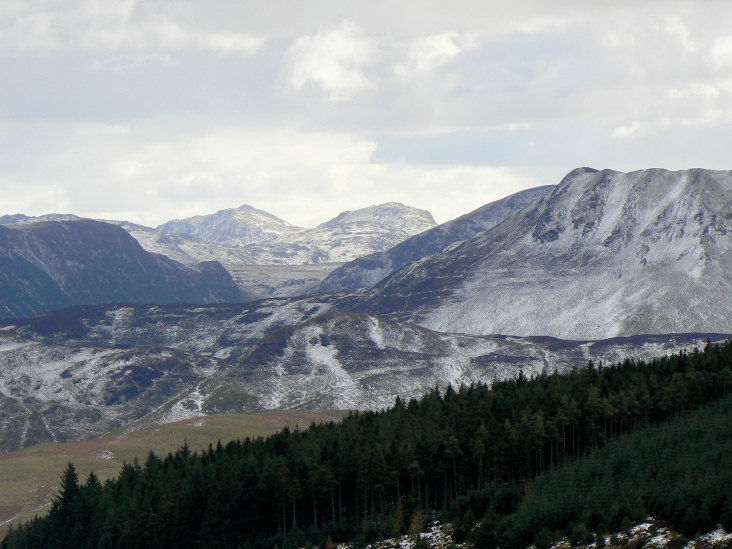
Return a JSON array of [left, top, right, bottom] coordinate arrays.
[[663, 16, 697, 53], [285, 20, 376, 101], [612, 120, 652, 139], [0, 1, 265, 56], [3, 0, 732, 230], [394, 32, 478, 76], [0, 121, 533, 227], [711, 36, 732, 68]]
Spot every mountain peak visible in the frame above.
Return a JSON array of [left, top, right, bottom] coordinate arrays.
[[156, 204, 300, 246], [342, 167, 732, 339], [317, 202, 436, 231]]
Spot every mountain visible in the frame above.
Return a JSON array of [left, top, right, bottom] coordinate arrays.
[[157, 204, 301, 247], [339, 168, 732, 339], [3, 203, 438, 267], [0, 220, 246, 319], [156, 202, 437, 264], [240, 202, 437, 264], [0, 302, 723, 451], [0, 213, 82, 224], [106, 220, 259, 265], [1, 299, 336, 357], [314, 185, 554, 293]]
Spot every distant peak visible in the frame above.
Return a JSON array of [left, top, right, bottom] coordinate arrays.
[[317, 203, 437, 230]]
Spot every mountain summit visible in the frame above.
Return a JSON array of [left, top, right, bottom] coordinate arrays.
[[156, 202, 438, 264], [342, 168, 732, 339], [157, 204, 300, 247]]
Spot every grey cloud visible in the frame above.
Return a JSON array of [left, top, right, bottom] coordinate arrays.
[[2, 0, 732, 227]]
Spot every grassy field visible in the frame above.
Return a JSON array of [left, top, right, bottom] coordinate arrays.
[[0, 410, 348, 534]]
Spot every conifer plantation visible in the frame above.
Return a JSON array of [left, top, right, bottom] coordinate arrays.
[[3, 341, 731, 549]]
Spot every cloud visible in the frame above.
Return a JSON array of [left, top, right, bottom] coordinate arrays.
[[285, 20, 376, 101], [4, 0, 732, 231], [0, 1, 265, 56], [612, 120, 652, 139], [0, 121, 534, 227], [394, 32, 478, 76], [711, 36, 732, 68]]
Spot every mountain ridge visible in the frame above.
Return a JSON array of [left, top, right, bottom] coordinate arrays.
[[313, 185, 554, 293], [338, 168, 732, 339], [0, 220, 247, 319], [2, 202, 439, 266]]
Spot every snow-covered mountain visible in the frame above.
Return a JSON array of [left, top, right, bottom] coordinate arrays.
[[157, 204, 302, 247], [156, 202, 437, 264], [2, 203, 438, 267], [0, 213, 82, 224], [314, 186, 554, 293], [237, 202, 436, 264], [341, 168, 732, 339], [0, 220, 246, 319], [1, 302, 723, 450], [106, 221, 259, 265]]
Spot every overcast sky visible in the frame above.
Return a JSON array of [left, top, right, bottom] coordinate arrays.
[[2, 0, 731, 227]]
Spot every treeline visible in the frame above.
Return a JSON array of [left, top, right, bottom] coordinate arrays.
[[3, 340, 731, 548], [448, 394, 732, 547]]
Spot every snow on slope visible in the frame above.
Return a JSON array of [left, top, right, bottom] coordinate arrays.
[[3, 203, 438, 267], [0, 329, 221, 453], [159, 312, 729, 418], [157, 204, 301, 247], [156, 202, 437, 265], [314, 186, 554, 293], [2, 302, 726, 442], [342, 168, 732, 339]]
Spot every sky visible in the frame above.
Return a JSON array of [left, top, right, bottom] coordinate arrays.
[[2, 0, 732, 228]]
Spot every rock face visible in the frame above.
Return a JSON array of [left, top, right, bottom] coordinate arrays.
[[314, 186, 554, 293], [0, 220, 246, 319], [340, 168, 732, 339]]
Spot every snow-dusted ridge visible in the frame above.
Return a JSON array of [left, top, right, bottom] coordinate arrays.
[[3, 202, 438, 268], [314, 185, 554, 293], [341, 168, 732, 339]]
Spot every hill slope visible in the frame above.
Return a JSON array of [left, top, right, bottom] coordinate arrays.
[[315, 185, 554, 293], [341, 168, 732, 338], [0, 220, 245, 319]]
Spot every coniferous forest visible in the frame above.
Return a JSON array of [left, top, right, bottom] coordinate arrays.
[[3, 341, 731, 549]]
